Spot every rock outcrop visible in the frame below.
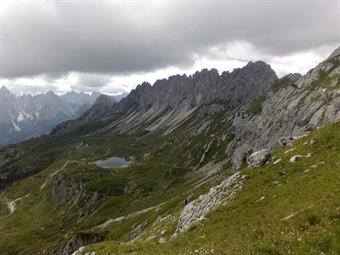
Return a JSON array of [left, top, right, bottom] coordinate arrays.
[[128, 219, 149, 241], [56, 232, 103, 255], [230, 46, 340, 169], [51, 170, 103, 216], [247, 149, 271, 168], [175, 172, 245, 234]]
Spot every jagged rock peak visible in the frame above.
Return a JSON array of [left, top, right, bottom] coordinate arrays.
[[236, 60, 273, 72], [94, 94, 115, 106], [46, 90, 57, 96], [0, 85, 12, 94], [284, 73, 302, 81]]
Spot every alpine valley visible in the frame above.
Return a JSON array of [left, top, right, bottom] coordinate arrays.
[[0, 46, 340, 255]]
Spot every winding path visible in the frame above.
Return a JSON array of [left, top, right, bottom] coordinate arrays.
[[6, 194, 30, 215], [95, 201, 166, 229], [40, 160, 71, 190]]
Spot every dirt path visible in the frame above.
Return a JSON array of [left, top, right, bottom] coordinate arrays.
[[95, 202, 166, 229], [40, 160, 70, 190], [7, 194, 30, 215]]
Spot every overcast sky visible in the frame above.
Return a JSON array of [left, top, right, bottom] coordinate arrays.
[[0, 0, 339, 95]]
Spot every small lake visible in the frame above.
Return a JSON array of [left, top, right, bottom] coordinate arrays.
[[94, 156, 130, 168]]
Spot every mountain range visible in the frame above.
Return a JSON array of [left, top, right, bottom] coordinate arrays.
[[0, 88, 125, 145], [0, 46, 339, 254]]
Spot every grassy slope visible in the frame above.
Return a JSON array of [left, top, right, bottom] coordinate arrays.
[[86, 121, 340, 255], [0, 110, 233, 254]]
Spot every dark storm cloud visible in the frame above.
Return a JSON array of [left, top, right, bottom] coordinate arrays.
[[0, 0, 339, 78]]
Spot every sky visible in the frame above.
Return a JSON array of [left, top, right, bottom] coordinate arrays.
[[0, 0, 339, 95]]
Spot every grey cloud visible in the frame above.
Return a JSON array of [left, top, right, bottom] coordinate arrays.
[[76, 73, 111, 88], [0, 0, 338, 78], [8, 84, 58, 95]]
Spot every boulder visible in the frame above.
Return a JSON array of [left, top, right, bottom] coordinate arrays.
[[289, 155, 302, 162], [129, 219, 149, 241], [309, 139, 318, 145], [184, 194, 195, 205], [158, 237, 166, 244], [279, 136, 294, 147], [273, 158, 282, 165], [247, 149, 271, 168]]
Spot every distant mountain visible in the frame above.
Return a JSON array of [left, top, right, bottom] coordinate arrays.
[[0, 88, 104, 144]]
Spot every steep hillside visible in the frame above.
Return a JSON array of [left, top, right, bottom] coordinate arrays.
[[0, 46, 339, 255], [84, 120, 340, 255], [230, 46, 340, 169]]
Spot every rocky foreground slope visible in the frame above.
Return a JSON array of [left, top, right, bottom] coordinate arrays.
[[0, 46, 339, 254]]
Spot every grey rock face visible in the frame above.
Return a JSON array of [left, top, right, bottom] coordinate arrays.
[[231, 143, 250, 171], [175, 172, 245, 234], [128, 219, 149, 241], [229, 46, 340, 169], [247, 149, 271, 168], [52, 61, 277, 135], [57, 233, 103, 255]]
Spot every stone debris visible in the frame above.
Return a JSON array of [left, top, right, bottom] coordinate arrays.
[[289, 155, 302, 163], [273, 158, 282, 165], [158, 237, 166, 244], [146, 235, 156, 241], [257, 196, 266, 202], [284, 148, 296, 154], [308, 139, 318, 145], [279, 136, 294, 147]]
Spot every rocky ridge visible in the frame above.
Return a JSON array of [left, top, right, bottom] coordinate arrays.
[[230, 46, 340, 169], [52, 61, 277, 135]]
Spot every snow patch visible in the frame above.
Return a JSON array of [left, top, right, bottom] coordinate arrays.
[[11, 120, 21, 132]]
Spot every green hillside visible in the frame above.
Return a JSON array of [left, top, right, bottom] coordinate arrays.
[[85, 121, 340, 255], [0, 110, 233, 254]]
